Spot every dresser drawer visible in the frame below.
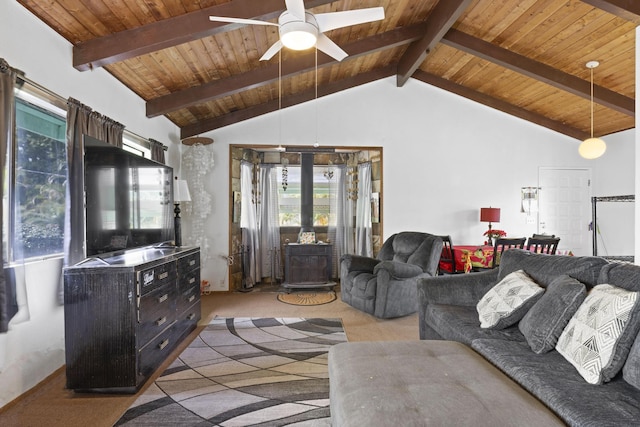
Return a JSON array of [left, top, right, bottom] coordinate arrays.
[[177, 251, 200, 276], [139, 260, 176, 295], [138, 284, 176, 346], [177, 284, 199, 315], [178, 268, 199, 293], [138, 323, 178, 380], [286, 244, 331, 256]]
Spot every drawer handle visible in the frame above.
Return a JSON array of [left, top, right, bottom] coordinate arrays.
[[188, 295, 195, 303], [158, 272, 169, 280], [189, 260, 196, 266], [156, 316, 167, 326], [189, 277, 196, 284], [187, 313, 195, 320], [158, 294, 168, 303], [159, 339, 169, 350]]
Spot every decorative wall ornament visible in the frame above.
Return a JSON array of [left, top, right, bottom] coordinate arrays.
[[324, 160, 334, 180], [346, 153, 359, 200], [281, 157, 289, 191], [251, 154, 261, 204], [182, 143, 214, 260]]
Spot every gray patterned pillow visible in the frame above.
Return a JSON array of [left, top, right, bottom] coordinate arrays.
[[519, 275, 586, 354], [556, 284, 640, 384], [477, 270, 544, 329]]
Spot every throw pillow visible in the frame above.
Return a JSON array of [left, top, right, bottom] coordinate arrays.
[[519, 274, 586, 354], [477, 270, 544, 329], [556, 284, 640, 384]]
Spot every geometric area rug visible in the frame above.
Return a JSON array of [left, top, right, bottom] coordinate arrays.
[[114, 317, 347, 426]]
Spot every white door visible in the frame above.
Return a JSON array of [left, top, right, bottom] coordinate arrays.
[[538, 168, 592, 256]]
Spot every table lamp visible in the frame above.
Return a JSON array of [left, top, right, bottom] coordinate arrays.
[[480, 207, 501, 246], [173, 178, 191, 247]]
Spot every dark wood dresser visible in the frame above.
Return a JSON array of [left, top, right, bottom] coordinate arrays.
[[283, 243, 334, 291], [63, 246, 200, 393]]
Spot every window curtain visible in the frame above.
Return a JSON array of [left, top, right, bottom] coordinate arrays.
[[240, 161, 261, 287], [259, 165, 281, 281], [60, 98, 124, 303], [149, 138, 166, 163], [0, 59, 17, 332], [330, 165, 352, 278], [354, 162, 373, 257]]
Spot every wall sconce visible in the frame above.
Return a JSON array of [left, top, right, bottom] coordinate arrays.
[[521, 187, 539, 216]]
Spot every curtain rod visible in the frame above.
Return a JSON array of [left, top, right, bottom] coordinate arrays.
[[16, 74, 168, 151]]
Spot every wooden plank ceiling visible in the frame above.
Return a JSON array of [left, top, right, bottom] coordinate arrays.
[[16, 0, 637, 140]]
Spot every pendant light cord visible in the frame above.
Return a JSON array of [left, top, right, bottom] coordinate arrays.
[[590, 65, 594, 139]]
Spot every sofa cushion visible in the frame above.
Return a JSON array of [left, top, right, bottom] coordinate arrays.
[[519, 274, 587, 354], [472, 338, 640, 427], [425, 304, 526, 345], [556, 284, 640, 384], [477, 270, 544, 329], [497, 249, 607, 289], [623, 332, 640, 390]]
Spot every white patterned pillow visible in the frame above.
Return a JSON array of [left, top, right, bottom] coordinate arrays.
[[477, 270, 544, 329], [556, 284, 640, 384]]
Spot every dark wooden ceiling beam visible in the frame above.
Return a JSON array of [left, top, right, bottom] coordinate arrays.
[[413, 70, 590, 140], [442, 29, 634, 116], [148, 24, 424, 117], [73, 0, 334, 71], [180, 66, 396, 138], [396, 0, 473, 87], [580, 0, 640, 21]]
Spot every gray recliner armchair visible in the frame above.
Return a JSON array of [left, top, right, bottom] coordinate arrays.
[[340, 232, 443, 318]]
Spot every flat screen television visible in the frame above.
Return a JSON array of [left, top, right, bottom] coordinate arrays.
[[83, 135, 174, 257]]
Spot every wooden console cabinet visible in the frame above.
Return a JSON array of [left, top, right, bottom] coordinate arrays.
[[63, 246, 200, 393], [283, 243, 334, 290]]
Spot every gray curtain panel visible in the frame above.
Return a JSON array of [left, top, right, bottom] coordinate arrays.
[[59, 98, 124, 304], [149, 139, 166, 164], [0, 58, 16, 332]]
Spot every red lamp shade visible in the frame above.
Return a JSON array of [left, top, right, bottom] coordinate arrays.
[[480, 207, 500, 223]]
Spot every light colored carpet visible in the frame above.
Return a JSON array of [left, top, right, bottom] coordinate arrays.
[[114, 317, 347, 426]]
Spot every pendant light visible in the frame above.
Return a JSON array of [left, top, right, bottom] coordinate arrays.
[[578, 61, 606, 159]]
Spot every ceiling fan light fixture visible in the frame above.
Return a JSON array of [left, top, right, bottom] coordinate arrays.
[[279, 11, 318, 51]]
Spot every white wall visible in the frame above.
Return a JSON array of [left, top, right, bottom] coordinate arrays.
[[193, 77, 635, 289], [0, 1, 178, 408], [0, 0, 636, 409]]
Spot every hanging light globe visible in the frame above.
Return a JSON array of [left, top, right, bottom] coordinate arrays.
[[579, 137, 606, 159]]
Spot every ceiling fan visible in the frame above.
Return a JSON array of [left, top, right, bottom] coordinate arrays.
[[209, 0, 385, 62]]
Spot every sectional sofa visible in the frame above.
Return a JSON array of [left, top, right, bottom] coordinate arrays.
[[329, 250, 640, 426]]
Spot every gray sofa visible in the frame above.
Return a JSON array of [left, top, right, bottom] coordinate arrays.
[[417, 249, 640, 426], [340, 232, 442, 318]]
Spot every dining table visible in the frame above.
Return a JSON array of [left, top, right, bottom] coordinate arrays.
[[441, 245, 495, 273]]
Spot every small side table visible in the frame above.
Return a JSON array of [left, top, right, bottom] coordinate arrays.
[[283, 243, 335, 291]]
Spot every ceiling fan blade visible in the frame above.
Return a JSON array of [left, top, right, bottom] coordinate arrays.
[[209, 16, 278, 26], [315, 7, 385, 32], [260, 40, 284, 61], [316, 33, 348, 62], [285, 0, 307, 20]]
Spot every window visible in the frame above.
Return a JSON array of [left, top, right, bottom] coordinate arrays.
[[276, 165, 336, 227], [12, 95, 67, 259]]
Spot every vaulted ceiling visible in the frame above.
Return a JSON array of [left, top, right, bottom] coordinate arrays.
[[17, 0, 638, 140]]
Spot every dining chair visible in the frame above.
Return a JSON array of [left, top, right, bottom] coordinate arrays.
[[526, 236, 561, 255], [491, 237, 526, 268], [437, 235, 460, 274]]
